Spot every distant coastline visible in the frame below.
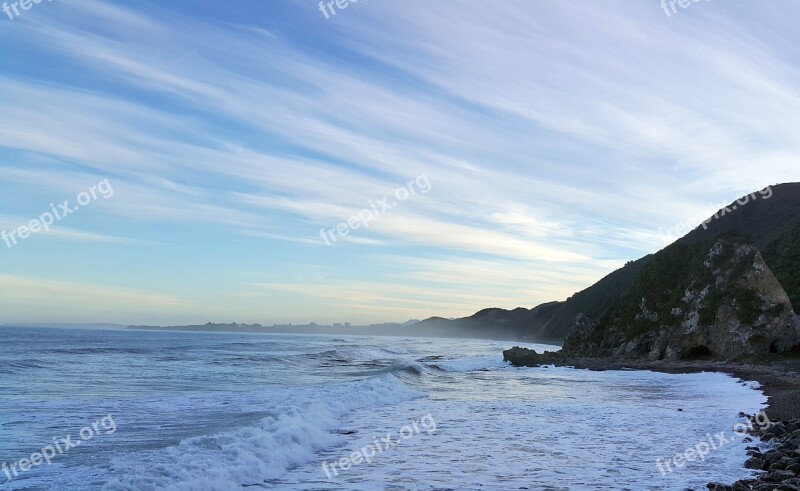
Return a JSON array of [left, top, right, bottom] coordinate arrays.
[[1, 323, 128, 330], [125, 321, 562, 344]]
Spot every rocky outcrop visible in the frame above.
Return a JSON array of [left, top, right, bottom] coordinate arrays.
[[502, 346, 562, 366], [561, 314, 600, 357], [562, 236, 800, 361], [710, 419, 800, 491]]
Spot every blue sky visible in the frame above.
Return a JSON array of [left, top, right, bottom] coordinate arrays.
[[1, 0, 799, 326]]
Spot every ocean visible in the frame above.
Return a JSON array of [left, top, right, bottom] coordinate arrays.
[[0, 327, 767, 490]]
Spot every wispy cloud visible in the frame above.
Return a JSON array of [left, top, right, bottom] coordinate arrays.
[[1, 0, 798, 324]]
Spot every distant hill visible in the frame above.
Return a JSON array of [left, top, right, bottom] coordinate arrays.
[[418, 182, 800, 342], [412, 303, 564, 342]]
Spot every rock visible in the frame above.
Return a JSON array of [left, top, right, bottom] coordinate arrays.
[[732, 481, 756, 491], [502, 347, 558, 366], [562, 314, 601, 357], [769, 470, 797, 483], [745, 457, 765, 469], [768, 423, 789, 438], [771, 461, 788, 471]]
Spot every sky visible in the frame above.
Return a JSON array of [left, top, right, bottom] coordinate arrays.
[[1, 0, 799, 326]]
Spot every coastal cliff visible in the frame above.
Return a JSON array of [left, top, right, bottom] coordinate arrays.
[[505, 235, 800, 364], [561, 236, 800, 361]]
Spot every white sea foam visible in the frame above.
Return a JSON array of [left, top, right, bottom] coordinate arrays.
[[1, 330, 770, 491], [279, 367, 768, 490], [97, 375, 423, 491]]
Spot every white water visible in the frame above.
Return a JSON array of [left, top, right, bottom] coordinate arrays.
[[0, 329, 767, 490]]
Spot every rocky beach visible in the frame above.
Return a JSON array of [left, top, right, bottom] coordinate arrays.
[[503, 347, 800, 489]]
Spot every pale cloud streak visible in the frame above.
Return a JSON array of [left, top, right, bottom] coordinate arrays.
[[1, 0, 798, 324]]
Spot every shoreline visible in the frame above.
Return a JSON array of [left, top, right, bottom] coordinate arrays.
[[541, 357, 800, 420], [503, 348, 800, 489]]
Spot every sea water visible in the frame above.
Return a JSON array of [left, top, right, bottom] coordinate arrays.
[[0, 327, 767, 490]]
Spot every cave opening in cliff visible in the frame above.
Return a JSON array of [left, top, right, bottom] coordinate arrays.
[[683, 345, 712, 360], [770, 341, 779, 354]]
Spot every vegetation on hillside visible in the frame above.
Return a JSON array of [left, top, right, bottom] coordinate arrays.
[[599, 235, 773, 341], [762, 218, 800, 313]]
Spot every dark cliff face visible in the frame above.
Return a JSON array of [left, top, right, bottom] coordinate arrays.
[[562, 236, 800, 361]]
